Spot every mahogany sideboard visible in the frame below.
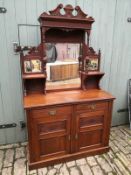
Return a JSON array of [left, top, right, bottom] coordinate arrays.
[[14, 4, 116, 170], [24, 89, 114, 170]]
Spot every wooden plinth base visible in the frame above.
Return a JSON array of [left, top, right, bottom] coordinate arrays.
[[28, 146, 110, 170]]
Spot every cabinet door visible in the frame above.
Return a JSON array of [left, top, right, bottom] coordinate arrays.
[[27, 106, 72, 162], [75, 102, 108, 152]]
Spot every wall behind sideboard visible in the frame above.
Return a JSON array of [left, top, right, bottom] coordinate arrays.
[[0, 0, 131, 144]]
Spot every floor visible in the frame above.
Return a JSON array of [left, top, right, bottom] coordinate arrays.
[[0, 125, 131, 175]]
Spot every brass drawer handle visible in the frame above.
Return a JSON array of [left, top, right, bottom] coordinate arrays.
[[89, 104, 96, 110], [48, 110, 56, 116]]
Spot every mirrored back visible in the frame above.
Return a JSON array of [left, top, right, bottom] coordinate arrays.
[[46, 43, 82, 90]]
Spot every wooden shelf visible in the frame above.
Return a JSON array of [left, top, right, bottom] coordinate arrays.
[[80, 71, 105, 90], [22, 74, 46, 79], [80, 71, 105, 76]]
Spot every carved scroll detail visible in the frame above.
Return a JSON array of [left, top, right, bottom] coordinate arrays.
[[39, 4, 94, 21], [75, 6, 87, 18], [88, 47, 96, 55], [86, 47, 100, 57], [49, 4, 63, 16]]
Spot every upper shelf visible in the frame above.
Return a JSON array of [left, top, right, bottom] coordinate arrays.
[[22, 74, 46, 79], [80, 71, 105, 76]]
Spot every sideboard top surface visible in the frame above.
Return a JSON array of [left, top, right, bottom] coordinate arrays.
[[24, 90, 115, 109]]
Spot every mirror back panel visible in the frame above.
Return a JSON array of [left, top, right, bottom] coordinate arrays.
[[45, 42, 81, 90]]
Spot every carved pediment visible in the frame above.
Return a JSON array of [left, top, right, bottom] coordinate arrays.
[[87, 47, 101, 57], [88, 47, 96, 55], [49, 4, 63, 16], [39, 4, 94, 21]]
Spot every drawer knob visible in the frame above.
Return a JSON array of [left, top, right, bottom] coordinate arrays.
[[48, 110, 56, 116]]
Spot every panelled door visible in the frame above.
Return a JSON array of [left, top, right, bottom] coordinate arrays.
[[27, 105, 72, 162], [75, 101, 109, 152]]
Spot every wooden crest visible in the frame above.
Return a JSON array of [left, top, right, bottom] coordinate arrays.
[[39, 4, 94, 21]]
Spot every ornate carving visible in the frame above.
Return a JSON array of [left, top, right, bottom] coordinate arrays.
[[75, 6, 87, 18], [27, 45, 41, 56], [25, 44, 46, 63], [87, 16, 94, 21], [83, 45, 99, 58], [88, 47, 96, 54], [27, 47, 37, 54], [49, 4, 63, 16], [64, 4, 74, 17], [39, 4, 94, 21]]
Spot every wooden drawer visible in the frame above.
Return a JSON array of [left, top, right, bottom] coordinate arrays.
[[76, 101, 107, 113], [30, 105, 72, 118]]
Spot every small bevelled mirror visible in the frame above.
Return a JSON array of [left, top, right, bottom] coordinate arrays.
[[45, 43, 82, 90]]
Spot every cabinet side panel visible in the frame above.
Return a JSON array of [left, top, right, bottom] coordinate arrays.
[[103, 100, 114, 146]]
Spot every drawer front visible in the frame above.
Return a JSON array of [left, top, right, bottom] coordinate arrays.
[[76, 101, 107, 113], [30, 105, 72, 118]]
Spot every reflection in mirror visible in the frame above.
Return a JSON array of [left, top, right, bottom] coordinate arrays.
[[45, 43, 82, 90]]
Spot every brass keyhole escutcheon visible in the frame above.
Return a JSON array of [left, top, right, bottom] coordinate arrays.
[[48, 110, 56, 116], [91, 104, 96, 110]]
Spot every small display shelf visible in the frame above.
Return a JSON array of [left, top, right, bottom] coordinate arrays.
[[22, 74, 46, 79], [19, 44, 46, 95], [80, 71, 104, 90]]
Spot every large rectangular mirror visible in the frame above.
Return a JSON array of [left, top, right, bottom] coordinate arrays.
[[45, 43, 82, 90]]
